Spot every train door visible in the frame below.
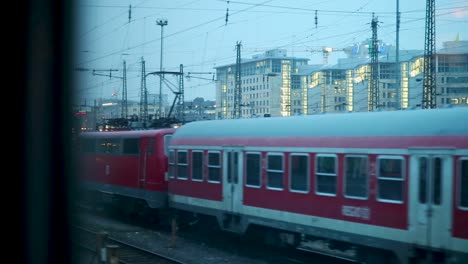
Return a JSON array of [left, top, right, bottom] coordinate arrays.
[[222, 147, 244, 214], [409, 150, 453, 251]]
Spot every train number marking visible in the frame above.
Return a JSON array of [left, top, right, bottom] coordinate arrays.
[[341, 205, 370, 220]]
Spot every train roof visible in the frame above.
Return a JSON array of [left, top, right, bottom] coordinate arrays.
[[172, 107, 468, 139], [80, 128, 174, 138]]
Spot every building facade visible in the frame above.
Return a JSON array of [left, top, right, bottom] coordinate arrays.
[[215, 49, 309, 119], [214, 40, 467, 119]]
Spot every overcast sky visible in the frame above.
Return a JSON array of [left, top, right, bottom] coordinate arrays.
[[74, 0, 468, 105]]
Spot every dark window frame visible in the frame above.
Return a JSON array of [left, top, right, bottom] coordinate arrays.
[[245, 152, 262, 188], [289, 153, 309, 193], [191, 150, 204, 182], [96, 138, 122, 155], [376, 156, 405, 204], [177, 150, 188, 180], [343, 155, 369, 200], [168, 149, 176, 179], [163, 135, 172, 156], [458, 157, 468, 210], [315, 154, 337, 196], [266, 153, 284, 190], [207, 151, 221, 183], [122, 137, 139, 155]]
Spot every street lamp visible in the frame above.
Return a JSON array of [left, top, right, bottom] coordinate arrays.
[[157, 18, 168, 118]]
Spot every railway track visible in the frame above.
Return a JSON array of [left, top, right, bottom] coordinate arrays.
[[75, 208, 353, 264], [74, 225, 185, 264]]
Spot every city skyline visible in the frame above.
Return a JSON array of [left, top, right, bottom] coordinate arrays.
[[74, 0, 468, 105]]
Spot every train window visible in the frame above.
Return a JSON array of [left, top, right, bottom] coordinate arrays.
[[377, 157, 404, 203], [227, 152, 239, 184], [177, 150, 188, 180], [246, 153, 261, 187], [208, 151, 221, 183], [267, 153, 284, 190], [147, 138, 154, 155], [460, 158, 468, 209], [164, 135, 172, 156], [433, 157, 443, 205], [192, 151, 203, 181], [107, 139, 121, 154], [168, 150, 175, 179], [315, 155, 337, 196], [122, 138, 139, 155], [96, 138, 121, 154], [290, 154, 309, 193], [81, 138, 95, 153], [419, 157, 428, 204], [344, 156, 368, 199]]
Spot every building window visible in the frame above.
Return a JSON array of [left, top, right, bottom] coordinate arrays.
[[168, 150, 175, 178], [267, 153, 284, 190], [290, 154, 309, 193], [315, 155, 337, 196], [208, 151, 221, 183], [344, 156, 368, 199], [192, 151, 203, 181], [177, 150, 188, 179], [377, 157, 404, 202], [460, 158, 468, 208]]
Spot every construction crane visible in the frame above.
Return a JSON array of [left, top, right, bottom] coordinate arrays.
[[309, 47, 345, 65]]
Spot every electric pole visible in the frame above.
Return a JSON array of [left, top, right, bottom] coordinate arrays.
[[369, 14, 380, 111], [122, 60, 128, 119], [423, 0, 436, 109], [157, 19, 168, 118], [178, 64, 185, 122], [140, 57, 148, 125], [233, 41, 242, 119], [395, 0, 401, 109]]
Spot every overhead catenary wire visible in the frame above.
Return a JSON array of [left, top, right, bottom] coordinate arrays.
[[78, 1, 466, 103]]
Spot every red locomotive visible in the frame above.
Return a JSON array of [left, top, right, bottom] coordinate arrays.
[[79, 128, 174, 217], [167, 107, 468, 264]]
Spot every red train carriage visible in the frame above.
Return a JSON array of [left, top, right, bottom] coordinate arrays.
[[167, 107, 468, 264], [79, 129, 174, 215]]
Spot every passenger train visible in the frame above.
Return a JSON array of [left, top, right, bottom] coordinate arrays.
[[79, 107, 468, 264], [167, 107, 468, 264]]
